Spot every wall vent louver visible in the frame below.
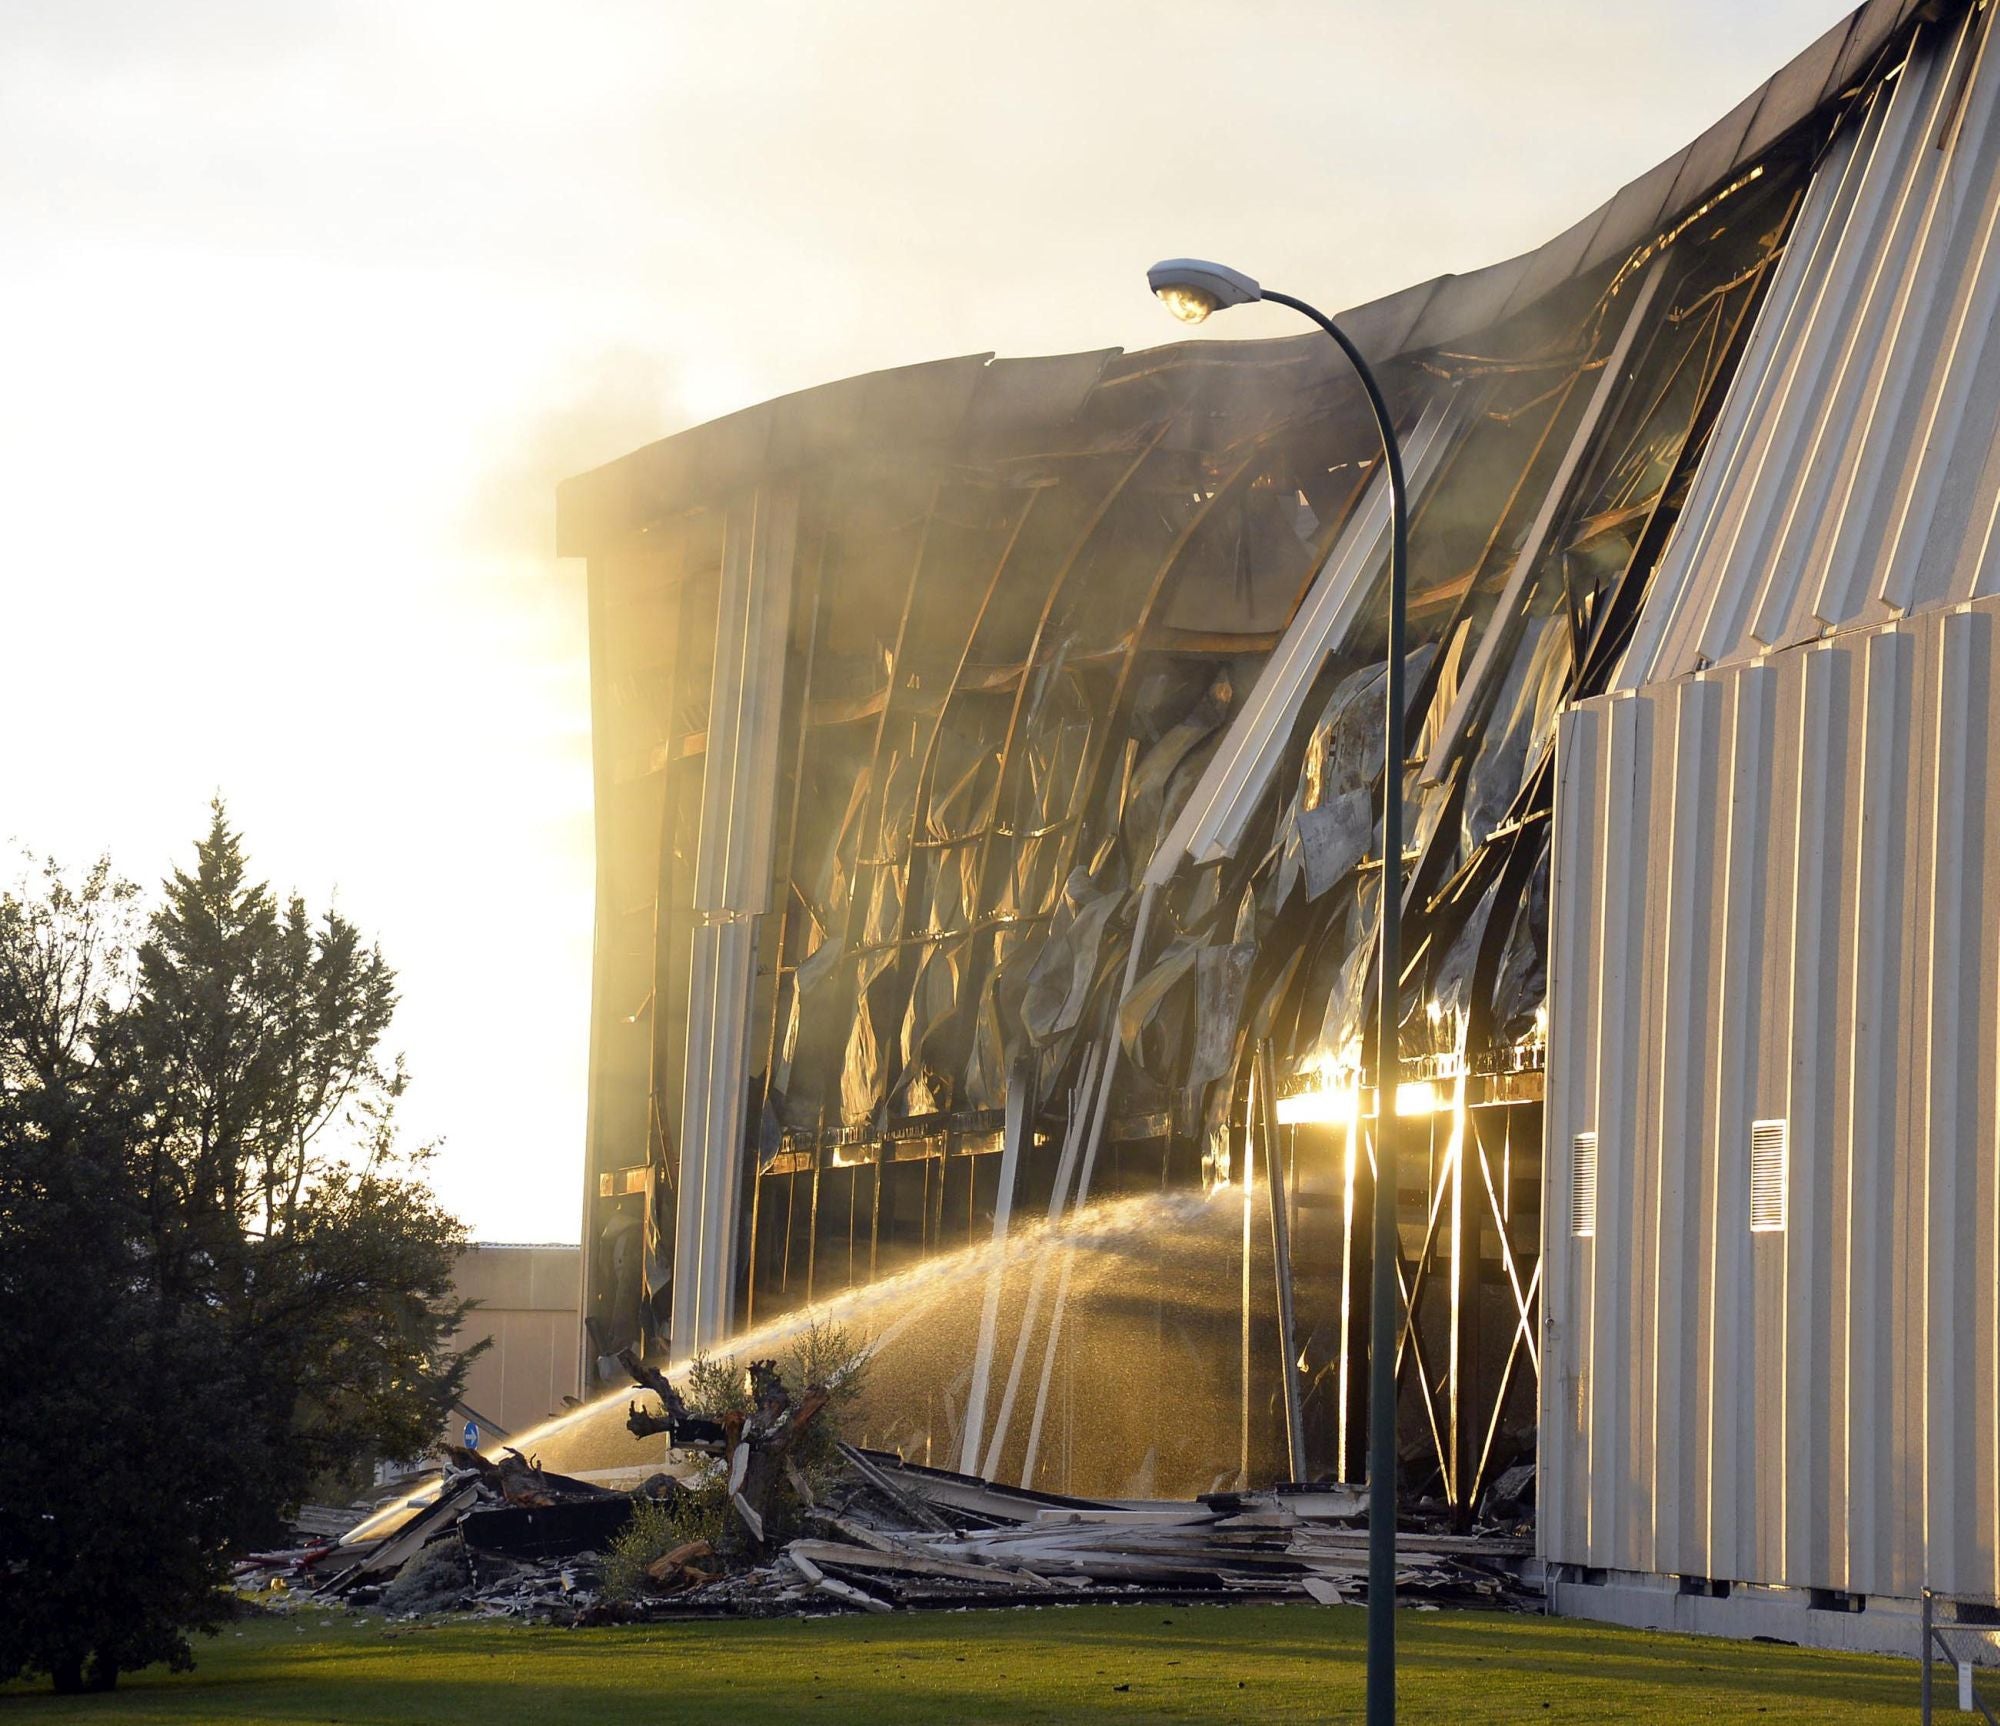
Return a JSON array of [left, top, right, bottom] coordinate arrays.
[[1570, 1130, 1598, 1239], [1750, 1118, 1787, 1233]]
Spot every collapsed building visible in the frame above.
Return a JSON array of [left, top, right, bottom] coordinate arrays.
[[556, 0, 2000, 1655]]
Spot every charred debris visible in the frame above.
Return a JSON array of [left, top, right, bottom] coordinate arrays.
[[238, 1356, 1536, 1622]]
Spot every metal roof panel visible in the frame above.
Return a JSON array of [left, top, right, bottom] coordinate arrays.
[[1827, 0, 1915, 98], [1741, 15, 1856, 157], [1576, 147, 1692, 278], [1499, 203, 1614, 324], [1665, 86, 1766, 213], [1403, 253, 1535, 352]]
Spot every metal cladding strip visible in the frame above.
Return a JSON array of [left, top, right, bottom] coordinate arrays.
[[1539, 701, 1600, 1565], [1778, 642, 1845, 1585], [1608, 88, 1872, 692], [1014, 887, 1161, 1490], [710, 482, 801, 914], [958, 1059, 1030, 1475], [1800, 12, 1997, 630], [1422, 257, 1668, 788], [1624, 6, 2000, 689], [1702, 663, 1777, 1582], [1647, 678, 1722, 1577], [1771, 12, 1983, 640], [1585, 688, 1652, 1568], [1547, 600, 2000, 1600], [976, 1041, 1103, 1482], [1730, 19, 1957, 653], [1683, 56, 1923, 674], [672, 484, 800, 1356], [668, 507, 746, 1356], [1839, 625, 1910, 1589], [1874, 11, 2000, 614], [1921, 607, 1981, 1594], [1142, 394, 1463, 884]]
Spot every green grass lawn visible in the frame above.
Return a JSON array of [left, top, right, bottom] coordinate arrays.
[[0, 1602, 1928, 1724]]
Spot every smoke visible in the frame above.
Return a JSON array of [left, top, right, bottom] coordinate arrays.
[[462, 345, 686, 559]]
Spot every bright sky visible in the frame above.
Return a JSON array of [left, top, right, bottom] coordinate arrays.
[[0, 0, 1851, 1242]]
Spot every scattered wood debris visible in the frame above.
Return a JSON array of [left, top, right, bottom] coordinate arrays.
[[233, 1344, 1535, 1621], [246, 1440, 1534, 1622]]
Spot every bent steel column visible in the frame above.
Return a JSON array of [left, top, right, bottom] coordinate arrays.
[[671, 480, 800, 1358]]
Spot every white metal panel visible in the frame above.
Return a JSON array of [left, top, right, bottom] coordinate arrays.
[[1623, 676, 1686, 1578], [672, 484, 800, 1356], [1586, 692, 1650, 1568], [1746, 661, 1797, 1586], [1835, 25, 2000, 623], [1541, 703, 1603, 1565], [1780, 639, 1851, 1586], [1616, 86, 1882, 690], [1647, 678, 1722, 1579], [1694, 63, 1931, 669], [1621, 8, 2000, 690], [1844, 624, 1914, 1589], [1549, 596, 2000, 1603], [1145, 397, 1464, 882], [1923, 607, 1985, 1592], [691, 483, 799, 916], [1763, 24, 1972, 643]]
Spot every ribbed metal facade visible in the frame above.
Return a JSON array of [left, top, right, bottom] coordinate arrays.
[[1619, 3, 2000, 688], [1546, 8, 2000, 1603]]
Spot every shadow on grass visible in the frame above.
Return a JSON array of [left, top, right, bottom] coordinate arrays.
[[0, 1604, 1924, 1725]]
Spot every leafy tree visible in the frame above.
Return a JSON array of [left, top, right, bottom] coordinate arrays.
[[0, 812, 477, 1690]]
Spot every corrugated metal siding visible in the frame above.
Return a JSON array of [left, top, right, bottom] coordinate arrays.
[[1546, 598, 2000, 1597], [1618, 5, 2000, 690]]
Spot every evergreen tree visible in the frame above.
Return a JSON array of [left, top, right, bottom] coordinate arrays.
[[0, 859, 253, 1692], [0, 812, 476, 1689]]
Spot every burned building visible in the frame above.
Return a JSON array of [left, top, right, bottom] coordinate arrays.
[[556, 0, 2000, 1654]]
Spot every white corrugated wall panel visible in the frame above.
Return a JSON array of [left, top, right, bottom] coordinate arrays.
[[1544, 703, 1604, 1563], [1546, 597, 2000, 1601], [1586, 692, 1649, 1568], [1704, 665, 1773, 1581], [1842, 623, 1914, 1589], [1923, 606, 1990, 1594], [1624, 686, 1682, 1580], [1618, 6, 2000, 692], [1647, 679, 1723, 1578], [1781, 638, 1852, 1587]]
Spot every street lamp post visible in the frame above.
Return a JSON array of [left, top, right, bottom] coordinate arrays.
[[1147, 258, 1408, 1726]]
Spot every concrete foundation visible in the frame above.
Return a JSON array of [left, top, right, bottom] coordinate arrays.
[[1548, 1568, 2000, 1667]]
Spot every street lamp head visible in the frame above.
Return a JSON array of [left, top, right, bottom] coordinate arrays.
[[1147, 258, 1262, 324]]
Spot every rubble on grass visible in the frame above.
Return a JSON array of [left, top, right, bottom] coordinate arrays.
[[248, 1443, 1535, 1621], [232, 1347, 1538, 1622]]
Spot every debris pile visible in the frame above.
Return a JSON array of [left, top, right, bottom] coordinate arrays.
[[245, 1449, 1534, 1620], [237, 1349, 1537, 1620], [756, 1451, 1532, 1615]]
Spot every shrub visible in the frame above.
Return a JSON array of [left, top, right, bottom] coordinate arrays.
[[600, 1484, 728, 1602], [783, 1317, 870, 1490]]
